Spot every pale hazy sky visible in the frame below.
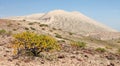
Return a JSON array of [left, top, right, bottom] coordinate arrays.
[[0, 0, 120, 31]]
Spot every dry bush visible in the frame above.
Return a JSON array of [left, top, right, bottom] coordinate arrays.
[[70, 41, 86, 48], [24, 27, 29, 30], [12, 32, 61, 56], [55, 33, 62, 38], [28, 22, 34, 25], [30, 27, 36, 30], [0, 29, 12, 36], [95, 47, 106, 53], [39, 24, 48, 27], [68, 32, 73, 35], [117, 48, 120, 54], [0, 29, 6, 35]]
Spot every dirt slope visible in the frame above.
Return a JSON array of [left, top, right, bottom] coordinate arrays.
[[0, 19, 120, 66]]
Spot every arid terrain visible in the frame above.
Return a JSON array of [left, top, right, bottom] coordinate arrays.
[[0, 10, 120, 66]]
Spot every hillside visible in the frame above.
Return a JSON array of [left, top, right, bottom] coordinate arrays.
[[0, 10, 120, 66]]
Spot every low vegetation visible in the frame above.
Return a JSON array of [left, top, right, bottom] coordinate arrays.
[[70, 41, 86, 48], [95, 47, 106, 53], [7, 23, 13, 27], [28, 22, 34, 25], [117, 48, 120, 54], [0, 29, 6, 35], [0, 29, 12, 36], [42, 28, 45, 30], [13, 29, 17, 31], [55, 33, 62, 38], [30, 27, 36, 30], [6, 31, 13, 36], [105, 46, 112, 49], [23, 19, 26, 21], [68, 32, 73, 35], [17, 23, 21, 25], [12, 32, 61, 56], [39, 24, 48, 27], [49, 30, 53, 32], [58, 28, 62, 31], [24, 27, 29, 30], [52, 28, 57, 30], [117, 41, 120, 43]]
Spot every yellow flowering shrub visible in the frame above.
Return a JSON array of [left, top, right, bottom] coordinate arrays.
[[12, 31, 60, 56]]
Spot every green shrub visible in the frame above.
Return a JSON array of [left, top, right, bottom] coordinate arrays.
[[117, 48, 120, 54], [117, 41, 120, 43], [13, 29, 17, 31], [23, 19, 26, 21], [52, 28, 57, 30], [105, 46, 112, 49], [55, 33, 62, 38], [42, 28, 45, 30], [7, 23, 12, 27], [12, 32, 61, 56], [24, 27, 29, 30], [17, 23, 20, 25], [0, 29, 12, 36], [30, 27, 36, 30], [0, 29, 6, 35], [95, 48, 106, 53], [58, 29, 62, 31], [28, 22, 34, 25], [69, 32, 73, 35], [39, 24, 48, 27], [49, 30, 53, 32], [70, 41, 86, 48], [6, 31, 12, 36]]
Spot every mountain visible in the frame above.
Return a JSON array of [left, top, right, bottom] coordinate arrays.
[[7, 10, 119, 40]]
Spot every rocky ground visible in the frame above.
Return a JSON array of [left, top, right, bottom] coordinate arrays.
[[0, 36, 120, 66]]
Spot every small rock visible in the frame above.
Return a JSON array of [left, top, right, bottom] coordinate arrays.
[[8, 59, 12, 62], [105, 55, 115, 60], [72, 51, 79, 55], [71, 56, 75, 58], [15, 62, 20, 66], [0, 44, 4, 46], [24, 59, 31, 63], [6, 50, 10, 53], [84, 55, 89, 58], [107, 63, 114, 66], [58, 55, 65, 59], [41, 60, 45, 64], [12, 55, 19, 59], [76, 58, 82, 61], [62, 61, 66, 63], [3, 55, 7, 57]]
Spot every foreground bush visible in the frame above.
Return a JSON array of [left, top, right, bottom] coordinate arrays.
[[12, 32, 60, 56]]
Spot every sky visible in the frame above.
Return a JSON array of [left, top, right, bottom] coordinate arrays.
[[0, 0, 120, 31]]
